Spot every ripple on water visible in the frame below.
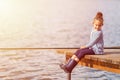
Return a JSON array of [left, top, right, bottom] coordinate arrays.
[[0, 50, 120, 80]]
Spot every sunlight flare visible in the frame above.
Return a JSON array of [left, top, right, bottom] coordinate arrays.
[[0, 0, 12, 14], [0, 0, 31, 37]]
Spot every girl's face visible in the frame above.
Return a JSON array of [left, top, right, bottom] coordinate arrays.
[[93, 20, 103, 31]]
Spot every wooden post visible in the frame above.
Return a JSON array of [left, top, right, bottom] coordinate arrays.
[[67, 73, 71, 80]]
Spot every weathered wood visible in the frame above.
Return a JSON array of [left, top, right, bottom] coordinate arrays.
[[57, 49, 120, 74]]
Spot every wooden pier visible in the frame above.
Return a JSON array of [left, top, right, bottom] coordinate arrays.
[[57, 48, 120, 74]]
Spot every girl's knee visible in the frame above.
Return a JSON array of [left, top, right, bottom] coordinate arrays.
[[74, 49, 81, 56]]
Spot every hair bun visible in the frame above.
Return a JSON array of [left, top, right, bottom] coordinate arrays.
[[93, 12, 104, 25], [95, 12, 103, 19]]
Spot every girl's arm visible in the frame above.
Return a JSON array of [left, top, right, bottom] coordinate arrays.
[[85, 31, 102, 48]]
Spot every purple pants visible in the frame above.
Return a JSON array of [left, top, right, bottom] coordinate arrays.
[[74, 48, 95, 60]]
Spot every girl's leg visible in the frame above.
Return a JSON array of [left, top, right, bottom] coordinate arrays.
[[74, 48, 89, 57], [59, 48, 95, 73], [59, 49, 81, 73], [74, 49, 81, 56], [77, 48, 95, 60]]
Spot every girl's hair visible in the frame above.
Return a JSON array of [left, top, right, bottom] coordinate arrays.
[[93, 12, 104, 25]]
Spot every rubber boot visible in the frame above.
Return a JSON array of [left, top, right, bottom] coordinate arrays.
[[59, 49, 82, 73], [59, 59, 78, 73]]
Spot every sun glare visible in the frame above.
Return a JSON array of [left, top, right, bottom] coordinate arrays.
[[0, 0, 27, 37], [0, 0, 12, 13], [0, 0, 15, 36]]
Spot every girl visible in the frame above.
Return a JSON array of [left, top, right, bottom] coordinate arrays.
[[59, 12, 104, 73]]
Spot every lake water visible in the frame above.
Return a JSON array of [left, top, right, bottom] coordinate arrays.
[[0, 0, 120, 80], [0, 50, 120, 80]]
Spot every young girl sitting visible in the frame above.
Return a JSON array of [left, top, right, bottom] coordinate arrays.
[[59, 12, 104, 73]]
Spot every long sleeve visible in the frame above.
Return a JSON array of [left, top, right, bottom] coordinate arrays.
[[85, 30, 104, 54], [86, 31, 102, 48]]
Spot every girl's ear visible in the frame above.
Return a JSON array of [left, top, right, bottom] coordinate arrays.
[[100, 22, 103, 26]]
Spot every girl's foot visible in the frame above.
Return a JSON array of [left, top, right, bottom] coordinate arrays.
[[59, 63, 70, 73]]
